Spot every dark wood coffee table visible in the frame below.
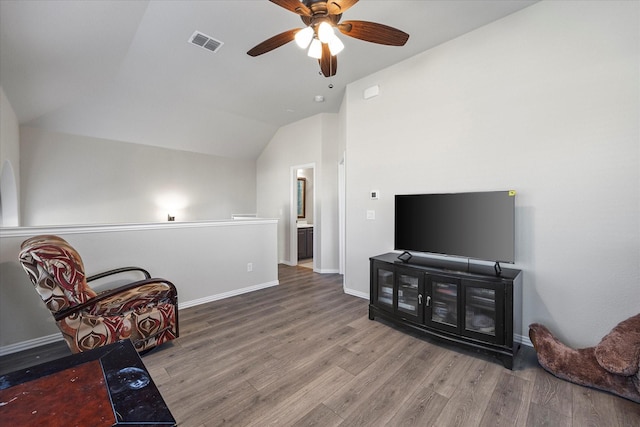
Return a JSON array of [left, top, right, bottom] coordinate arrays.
[[0, 340, 176, 426]]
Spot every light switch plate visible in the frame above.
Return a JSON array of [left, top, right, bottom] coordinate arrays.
[[366, 210, 375, 220]]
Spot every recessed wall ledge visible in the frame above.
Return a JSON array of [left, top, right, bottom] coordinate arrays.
[[0, 218, 279, 238]]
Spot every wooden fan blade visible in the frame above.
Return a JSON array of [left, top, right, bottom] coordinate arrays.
[[338, 20, 409, 46], [318, 43, 337, 77], [269, 0, 311, 17], [328, 0, 359, 15], [247, 28, 299, 56]]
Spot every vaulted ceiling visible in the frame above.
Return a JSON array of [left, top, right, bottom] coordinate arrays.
[[0, 1, 537, 159]]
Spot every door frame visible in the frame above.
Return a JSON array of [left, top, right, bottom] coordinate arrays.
[[338, 152, 346, 275]]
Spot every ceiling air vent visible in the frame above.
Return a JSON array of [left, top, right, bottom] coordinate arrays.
[[189, 31, 223, 53]]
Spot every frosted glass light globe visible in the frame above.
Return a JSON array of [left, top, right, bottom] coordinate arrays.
[[295, 26, 313, 49], [328, 35, 344, 56], [317, 21, 334, 44], [307, 38, 322, 59]]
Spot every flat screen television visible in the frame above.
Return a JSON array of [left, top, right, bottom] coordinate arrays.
[[394, 191, 515, 264]]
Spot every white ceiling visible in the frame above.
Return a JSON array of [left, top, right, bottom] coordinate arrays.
[[0, 0, 538, 159]]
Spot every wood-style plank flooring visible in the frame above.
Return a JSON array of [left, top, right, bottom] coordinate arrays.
[[2, 265, 639, 426]]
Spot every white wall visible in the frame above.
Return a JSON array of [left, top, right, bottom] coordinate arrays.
[[344, 0, 639, 348], [0, 219, 278, 353], [0, 87, 20, 226], [319, 114, 340, 272], [256, 113, 340, 273], [20, 126, 257, 225]]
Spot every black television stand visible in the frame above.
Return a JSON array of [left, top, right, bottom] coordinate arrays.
[[370, 252, 522, 369]]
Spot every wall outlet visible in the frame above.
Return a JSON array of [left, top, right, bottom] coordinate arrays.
[[366, 210, 375, 220], [247, 262, 253, 272]]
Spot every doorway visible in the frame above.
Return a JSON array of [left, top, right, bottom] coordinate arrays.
[[290, 164, 315, 269]]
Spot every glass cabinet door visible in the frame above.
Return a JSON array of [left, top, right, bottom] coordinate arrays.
[[397, 274, 418, 316], [375, 267, 394, 312], [426, 275, 460, 334], [462, 279, 504, 344], [396, 269, 423, 322]]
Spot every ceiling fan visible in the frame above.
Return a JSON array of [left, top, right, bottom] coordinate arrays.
[[247, 0, 410, 77]]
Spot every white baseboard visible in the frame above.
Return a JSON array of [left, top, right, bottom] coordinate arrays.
[[179, 280, 279, 310], [515, 333, 533, 347], [0, 333, 64, 357], [316, 268, 339, 274], [343, 287, 369, 300]]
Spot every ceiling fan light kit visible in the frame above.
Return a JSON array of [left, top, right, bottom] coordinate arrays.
[[248, 0, 409, 77], [302, 22, 344, 58]]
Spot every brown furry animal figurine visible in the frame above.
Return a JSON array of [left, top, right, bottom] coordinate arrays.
[[529, 313, 640, 403]]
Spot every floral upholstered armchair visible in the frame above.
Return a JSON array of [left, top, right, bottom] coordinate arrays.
[[19, 235, 179, 354]]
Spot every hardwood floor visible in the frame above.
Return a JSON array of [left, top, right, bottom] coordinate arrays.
[[2, 264, 639, 426]]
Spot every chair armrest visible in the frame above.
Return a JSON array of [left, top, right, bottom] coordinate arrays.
[[53, 277, 177, 321], [87, 266, 151, 282]]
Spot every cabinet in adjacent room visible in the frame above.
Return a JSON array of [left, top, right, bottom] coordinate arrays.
[[297, 226, 313, 259]]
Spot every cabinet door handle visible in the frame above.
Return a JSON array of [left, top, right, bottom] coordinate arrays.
[[426, 296, 431, 306], [418, 294, 422, 304]]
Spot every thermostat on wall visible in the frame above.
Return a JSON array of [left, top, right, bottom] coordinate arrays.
[[370, 190, 379, 200]]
